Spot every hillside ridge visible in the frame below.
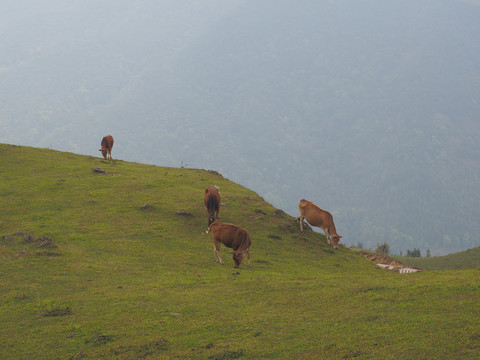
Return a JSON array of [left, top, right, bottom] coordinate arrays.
[[3, 143, 479, 267], [0, 143, 350, 263]]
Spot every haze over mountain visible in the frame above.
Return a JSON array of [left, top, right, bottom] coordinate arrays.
[[1, 0, 480, 255]]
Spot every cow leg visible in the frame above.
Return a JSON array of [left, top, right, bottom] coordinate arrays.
[[213, 244, 219, 263], [246, 248, 252, 267], [299, 215, 304, 232], [324, 228, 331, 245], [214, 243, 224, 265]]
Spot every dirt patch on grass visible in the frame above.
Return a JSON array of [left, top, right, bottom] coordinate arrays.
[[139, 204, 153, 210], [2, 232, 59, 258], [85, 333, 114, 345], [2, 232, 57, 248], [176, 209, 193, 216], [208, 350, 244, 360], [43, 306, 72, 317], [111, 338, 169, 358], [135, 338, 169, 357], [92, 167, 106, 174]]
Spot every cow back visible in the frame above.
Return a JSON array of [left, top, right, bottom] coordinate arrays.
[[299, 199, 333, 228], [204, 186, 220, 209], [204, 186, 221, 226], [210, 222, 250, 251], [101, 135, 114, 150]]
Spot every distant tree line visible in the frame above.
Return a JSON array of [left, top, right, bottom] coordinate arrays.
[[406, 248, 421, 257], [352, 241, 432, 258]]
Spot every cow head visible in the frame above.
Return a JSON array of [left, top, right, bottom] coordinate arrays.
[[232, 252, 244, 268], [331, 235, 342, 249], [207, 215, 216, 227], [99, 148, 107, 159]]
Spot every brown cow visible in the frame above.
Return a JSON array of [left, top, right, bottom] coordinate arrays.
[[204, 185, 221, 227], [99, 135, 114, 159], [298, 199, 342, 248], [206, 222, 252, 267]]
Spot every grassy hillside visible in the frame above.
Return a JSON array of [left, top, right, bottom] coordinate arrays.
[[1, 144, 479, 359], [394, 247, 480, 271]]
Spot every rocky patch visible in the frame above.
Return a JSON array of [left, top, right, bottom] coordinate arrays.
[[360, 251, 422, 273]]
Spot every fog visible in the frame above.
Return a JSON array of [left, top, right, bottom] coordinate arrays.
[[2, 0, 480, 254]]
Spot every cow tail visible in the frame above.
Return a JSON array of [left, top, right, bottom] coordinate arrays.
[[207, 194, 219, 218]]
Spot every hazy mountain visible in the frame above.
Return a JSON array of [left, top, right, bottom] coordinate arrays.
[[1, 0, 480, 255]]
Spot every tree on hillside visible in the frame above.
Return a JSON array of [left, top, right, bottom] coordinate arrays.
[[376, 242, 390, 254]]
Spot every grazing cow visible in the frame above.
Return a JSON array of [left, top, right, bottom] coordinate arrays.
[[207, 222, 252, 267], [99, 135, 114, 160], [204, 185, 221, 226], [298, 199, 342, 248]]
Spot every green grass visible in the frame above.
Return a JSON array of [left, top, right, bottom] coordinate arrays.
[[1, 144, 480, 359], [393, 247, 480, 270]]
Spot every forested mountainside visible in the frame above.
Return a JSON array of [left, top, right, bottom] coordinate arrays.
[[1, 0, 480, 254]]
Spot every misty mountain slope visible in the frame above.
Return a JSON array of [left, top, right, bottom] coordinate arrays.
[[1, 0, 480, 254], [159, 0, 480, 253]]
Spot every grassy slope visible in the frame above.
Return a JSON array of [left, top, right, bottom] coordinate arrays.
[[1, 144, 479, 359], [393, 247, 480, 271]]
